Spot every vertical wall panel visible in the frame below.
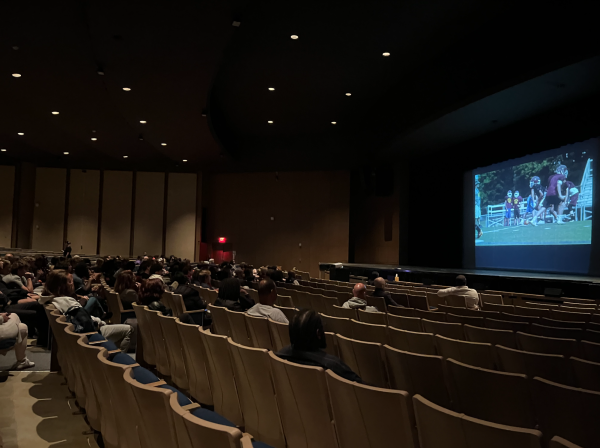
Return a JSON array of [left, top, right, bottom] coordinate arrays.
[[0, 166, 15, 247], [133, 172, 165, 256], [32, 168, 66, 251], [100, 171, 132, 256], [166, 173, 197, 260], [67, 169, 100, 254]]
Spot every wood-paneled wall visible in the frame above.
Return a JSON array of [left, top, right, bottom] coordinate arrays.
[[100, 171, 133, 256], [32, 168, 67, 251], [0, 166, 15, 247]]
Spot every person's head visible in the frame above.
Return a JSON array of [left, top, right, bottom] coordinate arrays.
[[266, 269, 275, 280], [208, 258, 214, 264], [11, 259, 29, 276], [74, 262, 90, 280], [455, 275, 467, 287], [234, 268, 244, 279], [114, 270, 136, 293], [124, 260, 136, 271], [287, 271, 296, 280], [197, 269, 211, 284], [374, 277, 386, 289], [149, 263, 163, 276], [353, 283, 367, 300], [258, 279, 277, 306], [43, 270, 74, 297], [54, 260, 71, 273], [139, 278, 165, 303], [271, 269, 284, 283], [171, 271, 189, 286], [289, 309, 326, 351], [218, 278, 242, 302]]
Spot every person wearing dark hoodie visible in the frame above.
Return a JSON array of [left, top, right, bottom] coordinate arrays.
[[213, 278, 254, 312]]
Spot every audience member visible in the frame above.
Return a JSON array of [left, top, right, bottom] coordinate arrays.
[[285, 271, 300, 285], [148, 263, 165, 282], [247, 279, 288, 323], [213, 278, 254, 312], [192, 270, 213, 289], [172, 272, 207, 312], [276, 309, 362, 382], [114, 270, 140, 311], [342, 283, 378, 312], [0, 311, 35, 369], [368, 271, 379, 286], [372, 277, 400, 307], [437, 275, 480, 309], [139, 278, 165, 306], [3, 259, 35, 293]]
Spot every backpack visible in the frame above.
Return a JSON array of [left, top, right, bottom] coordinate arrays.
[[65, 306, 97, 333]]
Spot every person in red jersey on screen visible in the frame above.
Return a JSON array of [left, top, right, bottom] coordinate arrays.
[[512, 190, 523, 226], [545, 164, 568, 224]]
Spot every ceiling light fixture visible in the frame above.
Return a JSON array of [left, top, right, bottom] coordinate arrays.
[[91, 137, 97, 141], [161, 143, 167, 146], [12, 73, 21, 78], [123, 156, 128, 158], [346, 93, 351, 96], [63, 152, 69, 155], [52, 111, 59, 115], [183, 159, 188, 162], [268, 87, 275, 91], [331, 122, 337, 125], [12, 46, 19, 50], [268, 121, 273, 124], [382, 52, 390, 57], [140, 120, 146, 124], [1, 149, 6, 152], [291, 35, 298, 40], [123, 87, 131, 91], [18, 132, 24, 136]]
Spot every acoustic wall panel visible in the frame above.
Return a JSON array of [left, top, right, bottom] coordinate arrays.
[[0, 166, 15, 247], [32, 168, 66, 251], [100, 170, 132, 256], [166, 173, 197, 260], [67, 169, 100, 255], [133, 171, 164, 256]]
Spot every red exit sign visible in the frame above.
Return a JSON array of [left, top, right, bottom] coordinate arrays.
[[218, 237, 227, 243]]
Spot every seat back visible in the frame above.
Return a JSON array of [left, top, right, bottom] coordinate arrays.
[[422, 319, 464, 340], [388, 326, 437, 355], [274, 305, 299, 322], [387, 305, 415, 317], [390, 292, 409, 307], [387, 314, 422, 332], [320, 314, 353, 338], [331, 305, 358, 319], [484, 303, 515, 314], [464, 324, 516, 348], [326, 370, 417, 448], [176, 320, 213, 405], [408, 294, 430, 310], [571, 357, 600, 392], [415, 309, 446, 322], [357, 309, 387, 326], [435, 335, 495, 369], [162, 291, 176, 314], [209, 304, 232, 337], [514, 306, 551, 318], [106, 290, 126, 324], [516, 332, 578, 357], [227, 339, 285, 448], [268, 319, 290, 352], [244, 313, 274, 351], [276, 294, 294, 308], [531, 324, 584, 340], [480, 293, 503, 305], [580, 340, 600, 363], [225, 308, 252, 346], [384, 345, 452, 409], [198, 328, 243, 427], [447, 358, 535, 428], [170, 293, 188, 316], [551, 309, 592, 323], [133, 303, 156, 366], [350, 319, 388, 344], [549, 436, 585, 448], [446, 313, 484, 328], [158, 314, 189, 390], [145, 309, 172, 377], [268, 352, 338, 448], [496, 345, 570, 386], [335, 334, 388, 388], [445, 295, 468, 308], [365, 295, 387, 312], [540, 317, 586, 329], [486, 318, 529, 333]]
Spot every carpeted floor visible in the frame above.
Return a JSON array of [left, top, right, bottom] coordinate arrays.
[[0, 340, 51, 373]]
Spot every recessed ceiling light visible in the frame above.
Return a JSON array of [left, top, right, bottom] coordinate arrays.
[[268, 87, 275, 91], [63, 152, 69, 155], [382, 52, 390, 57], [161, 143, 167, 146], [346, 93, 351, 96], [291, 35, 298, 40], [12, 73, 21, 78], [268, 121, 273, 124], [123, 156, 128, 158], [1, 149, 6, 152], [123, 87, 131, 91], [331, 122, 337, 125], [91, 137, 97, 141], [52, 111, 59, 115], [182, 159, 188, 162], [18, 132, 24, 136], [12, 46, 19, 50], [140, 120, 146, 124]]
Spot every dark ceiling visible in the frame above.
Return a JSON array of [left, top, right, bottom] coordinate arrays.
[[1, 1, 599, 173]]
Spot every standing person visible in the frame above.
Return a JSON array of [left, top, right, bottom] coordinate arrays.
[[512, 190, 523, 226], [437, 275, 480, 310], [504, 190, 513, 227], [475, 175, 483, 238], [63, 241, 72, 258], [545, 164, 568, 224]]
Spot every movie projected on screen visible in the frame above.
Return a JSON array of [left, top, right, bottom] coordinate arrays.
[[473, 138, 596, 273]]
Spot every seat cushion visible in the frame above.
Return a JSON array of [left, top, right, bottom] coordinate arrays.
[[97, 340, 119, 351], [191, 407, 236, 427], [159, 385, 192, 406], [252, 441, 275, 448], [132, 366, 161, 384], [111, 352, 137, 366], [87, 333, 105, 343]]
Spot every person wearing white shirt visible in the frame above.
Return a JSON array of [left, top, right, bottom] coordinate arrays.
[[247, 278, 289, 324], [437, 275, 480, 309]]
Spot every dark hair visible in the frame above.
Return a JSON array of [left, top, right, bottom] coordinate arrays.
[[147, 300, 171, 316], [50, 257, 59, 266], [54, 260, 71, 271], [149, 263, 163, 275], [114, 270, 136, 293], [139, 278, 164, 305], [10, 259, 29, 274], [43, 270, 74, 297], [124, 260, 136, 271], [455, 275, 467, 287], [289, 309, 326, 351], [171, 271, 189, 286], [74, 262, 90, 279], [218, 278, 241, 302], [258, 278, 276, 298]]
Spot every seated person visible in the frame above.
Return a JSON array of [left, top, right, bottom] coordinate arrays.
[[285, 271, 300, 285], [0, 311, 35, 369], [73, 262, 107, 319], [148, 263, 165, 282], [172, 272, 206, 311], [192, 269, 214, 289], [214, 278, 254, 312], [247, 279, 288, 323], [113, 270, 140, 311], [42, 270, 134, 351], [372, 277, 400, 307], [342, 283, 378, 312], [139, 278, 166, 306], [276, 309, 362, 383], [3, 259, 35, 293], [437, 275, 480, 310]]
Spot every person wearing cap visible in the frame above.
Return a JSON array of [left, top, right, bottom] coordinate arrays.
[[437, 275, 480, 309]]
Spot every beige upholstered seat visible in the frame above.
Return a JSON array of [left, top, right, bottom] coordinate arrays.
[[145, 308, 172, 377], [209, 304, 232, 336], [132, 303, 156, 366], [464, 324, 516, 348], [357, 309, 387, 325], [570, 357, 600, 392], [387, 314, 422, 332], [496, 345, 570, 385], [516, 332, 578, 357], [501, 313, 540, 325], [227, 338, 286, 448], [274, 304, 299, 322], [162, 291, 177, 314], [226, 308, 252, 346], [549, 436, 584, 448], [268, 319, 290, 352], [320, 314, 353, 338], [335, 334, 388, 388], [540, 317, 586, 329], [435, 335, 495, 369], [447, 358, 535, 428], [580, 340, 600, 362], [324, 332, 338, 357], [326, 370, 417, 448], [268, 352, 338, 448], [446, 313, 484, 328], [176, 319, 213, 405], [422, 319, 464, 340], [331, 305, 358, 319], [158, 313, 189, 390], [412, 394, 542, 448], [486, 318, 529, 333], [551, 309, 591, 323], [365, 295, 387, 312], [107, 290, 135, 325], [277, 294, 294, 308], [415, 309, 446, 322], [199, 328, 244, 427], [480, 293, 503, 305], [533, 377, 600, 448], [388, 326, 437, 355], [349, 319, 388, 344], [531, 323, 583, 340], [387, 305, 415, 317], [384, 345, 452, 409], [244, 313, 274, 350], [484, 303, 514, 313], [408, 294, 430, 310]]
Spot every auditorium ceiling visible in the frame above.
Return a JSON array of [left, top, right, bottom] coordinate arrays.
[[0, 1, 599, 173]]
